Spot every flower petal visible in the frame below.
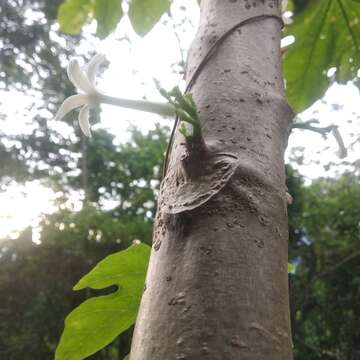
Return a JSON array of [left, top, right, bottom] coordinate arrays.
[[54, 94, 89, 121], [78, 105, 91, 137], [282, 15, 293, 25], [84, 54, 106, 85], [67, 59, 96, 94]]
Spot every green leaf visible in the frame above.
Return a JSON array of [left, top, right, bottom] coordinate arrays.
[[58, 0, 93, 35], [55, 243, 150, 360], [283, 0, 360, 112], [94, 0, 123, 39], [288, 263, 296, 274], [128, 0, 170, 36], [58, 0, 170, 37]]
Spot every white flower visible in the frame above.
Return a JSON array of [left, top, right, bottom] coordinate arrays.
[[281, 0, 293, 25], [55, 54, 106, 137]]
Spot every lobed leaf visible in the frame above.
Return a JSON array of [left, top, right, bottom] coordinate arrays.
[[128, 0, 170, 36], [283, 0, 360, 113], [58, 0, 123, 38], [94, 0, 123, 39], [55, 243, 150, 360], [58, 0, 93, 35]]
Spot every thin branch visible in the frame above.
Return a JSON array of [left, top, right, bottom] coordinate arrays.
[[291, 119, 347, 158], [167, 6, 186, 71], [293, 249, 360, 314], [315, 249, 360, 281], [291, 119, 335, 135]]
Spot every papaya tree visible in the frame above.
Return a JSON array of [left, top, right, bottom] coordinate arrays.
[[52, 0, 360, 359]]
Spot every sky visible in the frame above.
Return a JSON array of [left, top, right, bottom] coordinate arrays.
[[0, 0, 359, 241]]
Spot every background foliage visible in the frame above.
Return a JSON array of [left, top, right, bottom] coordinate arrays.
[[0, 0, 359, 359]]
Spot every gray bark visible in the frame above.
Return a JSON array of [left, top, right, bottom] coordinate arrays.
[[130, 0, 294, 359]]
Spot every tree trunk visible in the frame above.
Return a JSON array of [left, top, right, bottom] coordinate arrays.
[[130, 1, 294, 359]]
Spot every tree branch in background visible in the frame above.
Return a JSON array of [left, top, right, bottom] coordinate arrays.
[[293, 249, 360, 317], [315, 249, 360, 281], [167, 6, 186, 72], [291, 119, 347, 158]]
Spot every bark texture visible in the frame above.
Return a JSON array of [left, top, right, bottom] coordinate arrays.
[[130, 1, 294, 359]]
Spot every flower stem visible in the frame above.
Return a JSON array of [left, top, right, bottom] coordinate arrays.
[[97, 94, 175, 117]]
